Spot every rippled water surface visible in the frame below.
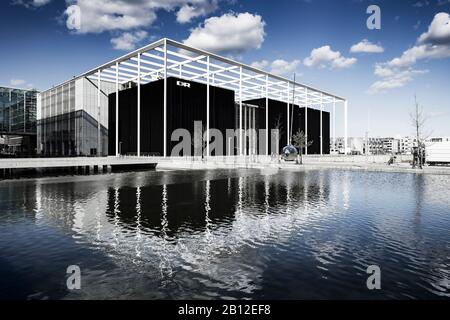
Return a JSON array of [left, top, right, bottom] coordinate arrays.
[[1, 169, 449, 300]]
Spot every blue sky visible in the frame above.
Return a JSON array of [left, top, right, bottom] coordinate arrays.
[[1, 0, 449, 137]]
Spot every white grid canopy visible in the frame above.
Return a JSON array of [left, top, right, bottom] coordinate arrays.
[[63, 38, 348, 157]]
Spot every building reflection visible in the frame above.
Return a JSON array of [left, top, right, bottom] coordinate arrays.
[[28, 170, 334, 295]]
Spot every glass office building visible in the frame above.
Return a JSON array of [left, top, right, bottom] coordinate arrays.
[[0, 86, 37, 156], [37, 78, 116, 157]]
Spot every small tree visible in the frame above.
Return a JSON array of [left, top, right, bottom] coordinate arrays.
[[292, 130, 313, 165]]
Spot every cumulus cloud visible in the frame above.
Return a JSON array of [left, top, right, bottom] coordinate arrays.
[[251, 59, 301, 77], [251, 60, 269, 70], [369, 12, 450, 94], [183, 12, 266, 54], [368, 68, 428, 94], [304, 46, 357, 69], [12, 0, 51, 8], [9, 79, 35, 88], [10, 79, 26, 86], [387, 43, 450, 68], [111, 31, 148, 50], [176, 0, 218, 24], [64, 0, 219, 34], [32, 0, 50, 5], [418, 12, 450, 45], [350, 39, 384, 53], [388, 12, 450, 68]]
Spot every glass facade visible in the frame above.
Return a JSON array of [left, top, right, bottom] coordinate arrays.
[[0, 87, 37, 156], [37, 78, 114, 157], [0, 87, 37, 135]]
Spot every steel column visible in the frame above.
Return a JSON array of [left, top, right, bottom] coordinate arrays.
[[97, 70, 101, 157], [344, 100, 348, 155], [115, 62, 119, 156], [137, 53, 141, 157], [333, 98, 336, 152], [265, 75, 269, 156], [287, 82, 290, 145], [305, 88, 308, 156], [206, 56, 210, 157], [239, 66, 243, 156], [163, 40, 168, 157], [320, 93, 323, 156]]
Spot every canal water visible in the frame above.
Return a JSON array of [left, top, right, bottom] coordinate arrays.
[[0, 169, 449, 300]]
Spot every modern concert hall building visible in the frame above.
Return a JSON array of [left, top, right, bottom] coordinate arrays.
[[38, 38, 347, 158]]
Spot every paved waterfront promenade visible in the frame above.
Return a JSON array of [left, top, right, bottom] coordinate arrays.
[[2, 154, 449, 176], [154, 155, 450, 175]]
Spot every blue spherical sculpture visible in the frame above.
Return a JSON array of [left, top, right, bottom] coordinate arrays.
[[282, 145, 299, 162]]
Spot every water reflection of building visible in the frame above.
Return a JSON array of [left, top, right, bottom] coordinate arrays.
[[105, 177, 238, 237], [31, 170, 337, 296]]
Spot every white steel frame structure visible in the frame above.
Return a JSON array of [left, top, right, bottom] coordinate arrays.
[[73, 38, 347, 157]]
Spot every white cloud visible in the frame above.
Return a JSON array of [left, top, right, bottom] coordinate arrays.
[[183, 12, 266, 54], [418, 12, 450, 45], [374, 64, 394, 78], [65, 0, 218, 34], [111, 31, 148, 50], [387, 44, 450, 68], [304, 45, 356, 69], [33, 0, 50, 5], [251, 60, 269, 70], [369, 12, 450, 94], [251, 59, 301, 77], [176, 1, 218, 24], [13, 0, 51, 7], [368, 68, 428, 94], [350, 39, 384, 53], [10, 79, 26, 86]]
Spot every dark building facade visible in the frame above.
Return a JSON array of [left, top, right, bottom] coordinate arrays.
[[109, 77, 235, 156], [244, 98, 330, 155], [109, 77, 330, 157]]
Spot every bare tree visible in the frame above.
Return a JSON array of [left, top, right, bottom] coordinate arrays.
[[292, 130, 313, 165], [271, 114, 284, 155], [410, 96, 431, 169], [192, 123, 207, 160]]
